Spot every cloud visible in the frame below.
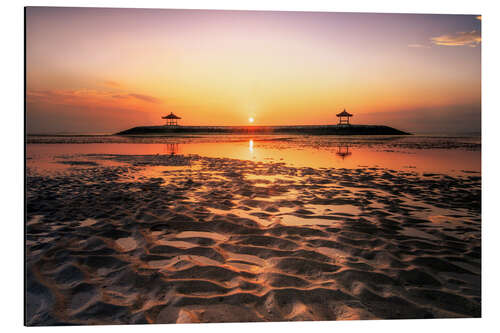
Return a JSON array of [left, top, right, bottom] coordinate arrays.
[[27, 89, 162, 108], [430, 30, 481, 47], [26, 89, 165, 133], [111, 93, 161, 103], [99, 82, 162, 104], [127, 93, 161, 104], [102, 80, 122, 88], [408, 43, 430, 48]]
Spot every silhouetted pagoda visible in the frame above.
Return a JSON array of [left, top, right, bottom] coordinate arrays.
[[162, 112, 181, 126], [336, 109, 353, 126]]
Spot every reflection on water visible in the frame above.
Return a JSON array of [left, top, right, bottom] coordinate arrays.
[[336, 144, 352, 160], [164, 143, 179, 155], [26, 136, 480, 175]]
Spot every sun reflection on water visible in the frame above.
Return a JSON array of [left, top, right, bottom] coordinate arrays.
[[26, 138, 480, 175]]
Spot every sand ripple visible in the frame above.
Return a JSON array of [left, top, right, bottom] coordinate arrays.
[[26, 154, 481, 325]]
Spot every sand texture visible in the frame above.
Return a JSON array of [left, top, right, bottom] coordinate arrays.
[[26, 154, 481, 325]]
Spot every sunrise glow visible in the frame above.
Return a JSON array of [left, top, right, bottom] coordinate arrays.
[[26, 8, 481, 134]]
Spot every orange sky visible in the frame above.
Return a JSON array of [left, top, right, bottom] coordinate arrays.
[[26, 8, 481, 134]]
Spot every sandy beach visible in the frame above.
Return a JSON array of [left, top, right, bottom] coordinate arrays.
[[25, 136, 481, 325]]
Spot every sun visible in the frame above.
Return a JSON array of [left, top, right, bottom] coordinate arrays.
[[248, 117, 254, 123]]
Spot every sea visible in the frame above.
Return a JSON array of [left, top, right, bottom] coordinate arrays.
[[26, 133, 481, 176]]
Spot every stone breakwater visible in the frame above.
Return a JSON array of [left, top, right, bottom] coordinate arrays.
[[116, 124, 410, 136]]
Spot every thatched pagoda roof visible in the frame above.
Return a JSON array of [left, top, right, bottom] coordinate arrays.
[[162, 112, 181, 119], [336, 109, 353, 117]]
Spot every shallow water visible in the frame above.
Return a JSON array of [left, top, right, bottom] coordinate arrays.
[[27, 134, 480, 175]]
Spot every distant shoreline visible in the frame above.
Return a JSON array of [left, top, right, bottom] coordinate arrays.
[[115, 124, 411, 136]]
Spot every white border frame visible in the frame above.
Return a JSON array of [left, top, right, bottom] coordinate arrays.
[[3, 0, 499, 332]]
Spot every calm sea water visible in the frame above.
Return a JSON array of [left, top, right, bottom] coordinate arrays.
[[26, 134, 481, 175]]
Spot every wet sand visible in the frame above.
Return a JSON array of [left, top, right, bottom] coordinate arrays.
[[25, 149, 481, 325]]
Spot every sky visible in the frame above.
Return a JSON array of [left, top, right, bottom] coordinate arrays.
[[26, 7, 481, 134]]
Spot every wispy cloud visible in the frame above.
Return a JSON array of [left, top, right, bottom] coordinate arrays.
[[111, 93, 161, 104], [408, 43, 430, 48], [27, 89, 162, 108], [102, 80, 122, 88], [127, 93, 161, 104], [430, 30, 481, 47]]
